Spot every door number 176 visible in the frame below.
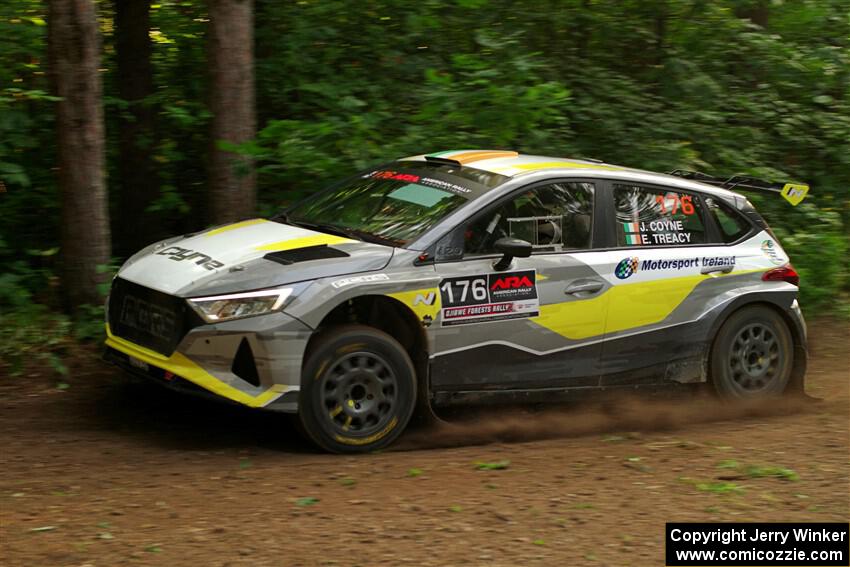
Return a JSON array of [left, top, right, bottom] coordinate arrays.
[[440, 278, 487, 305]]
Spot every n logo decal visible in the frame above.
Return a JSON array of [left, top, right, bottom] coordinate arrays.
[[781, 183, 809, 206], [413, 292, 437, 306]]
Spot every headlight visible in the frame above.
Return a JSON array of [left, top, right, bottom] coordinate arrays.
[[187, 288, 294, 323]]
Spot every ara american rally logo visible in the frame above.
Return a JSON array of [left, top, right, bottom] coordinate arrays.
[[488, 271, 537, 302], [491, 274, 534, 290]]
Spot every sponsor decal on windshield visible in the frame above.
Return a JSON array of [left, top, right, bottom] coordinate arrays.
[[438, 270, 538, 326], [364, 169, 472, 195], [369, 170, 421, 183], [418, 177, 471, 194]]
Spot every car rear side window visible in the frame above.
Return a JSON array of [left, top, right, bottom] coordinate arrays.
[[705, 196, 752, 243], [465, 182, 595, 255], [614, 184, 706, 247]]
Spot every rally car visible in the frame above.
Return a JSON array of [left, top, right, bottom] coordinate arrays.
[[104, 149, 809, 453]]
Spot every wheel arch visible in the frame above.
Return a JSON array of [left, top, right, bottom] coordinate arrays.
[[705, 293, 807, 394], [306, 294, 435, 417]]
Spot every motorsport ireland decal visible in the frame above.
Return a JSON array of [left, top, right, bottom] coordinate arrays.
[[438, 270, 538, 326], [615, 257, 640, 279], [615, 256, 736, 280]]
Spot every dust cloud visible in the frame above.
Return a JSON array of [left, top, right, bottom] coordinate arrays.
[[395, 392, 817, 451]]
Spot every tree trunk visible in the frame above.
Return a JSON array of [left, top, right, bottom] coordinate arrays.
[[736, 0, 769, 29], [114, 0, 159, 255], [207, 0, 256, 224], [48, 0, 111, 310]]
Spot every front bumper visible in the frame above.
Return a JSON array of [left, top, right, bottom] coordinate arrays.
[[103, 310, 313, 412]]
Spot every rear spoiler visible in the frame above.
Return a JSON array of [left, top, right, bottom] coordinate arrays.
[[668, 169, 810, 206]]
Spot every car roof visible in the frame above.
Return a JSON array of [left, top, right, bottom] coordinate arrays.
[[402, 149, 747, 202]]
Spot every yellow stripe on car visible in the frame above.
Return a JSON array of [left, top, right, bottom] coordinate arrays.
[[204, 218, 269, 237], [500, 161, 625, 173], [534, 270, 763, 340], [449, 150, 519, 164], [105, 325, 294, 407], [254, 234, 354, 252]]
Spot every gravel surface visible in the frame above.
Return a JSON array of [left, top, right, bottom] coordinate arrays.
[[1, 320, 847, 566]]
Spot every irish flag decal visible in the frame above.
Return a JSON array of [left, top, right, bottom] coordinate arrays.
[[622, 222, 640, 233], [625, 233, 646, 245]]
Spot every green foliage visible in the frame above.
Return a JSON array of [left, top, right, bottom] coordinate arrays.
[[764, 204, 848, 310], [0, 236, 113, 373], [0, 271, 71, 376], [0, 0, 848, 352]]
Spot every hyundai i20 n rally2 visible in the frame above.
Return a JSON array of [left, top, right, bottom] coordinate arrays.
[[104, 150, 809, 453]]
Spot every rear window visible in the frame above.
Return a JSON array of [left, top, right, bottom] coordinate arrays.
[[614, 184, 707, 247], [705, 196, 752, 243]]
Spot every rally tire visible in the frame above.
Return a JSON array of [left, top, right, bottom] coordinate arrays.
[[298, 325, 416, 454], [710, 306, 793, 400]]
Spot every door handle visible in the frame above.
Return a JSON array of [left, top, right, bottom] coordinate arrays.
[[564, 280, 605, 295], [701, 265, 734, 275]]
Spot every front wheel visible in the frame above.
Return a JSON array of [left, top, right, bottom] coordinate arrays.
[[298, 325, 416, 453], [710, 306, 793, 400]]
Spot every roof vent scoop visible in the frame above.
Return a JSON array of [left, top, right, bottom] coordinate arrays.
[[263, 245, 350, 266]]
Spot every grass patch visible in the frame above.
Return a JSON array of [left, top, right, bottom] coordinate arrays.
[[475, 460, 510, 471], [715, 460, 800, 481], [696, 482, 745, 495], [746, 466, 799, 481]]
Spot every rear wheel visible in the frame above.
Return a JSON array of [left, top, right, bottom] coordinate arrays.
[[710, 306, 793, 399], [298, 325, 416, 453]]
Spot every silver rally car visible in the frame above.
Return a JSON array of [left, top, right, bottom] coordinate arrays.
[[104, 149, 809, 452]]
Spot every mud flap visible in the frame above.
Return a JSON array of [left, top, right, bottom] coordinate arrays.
[[408, 363, 446, 429]]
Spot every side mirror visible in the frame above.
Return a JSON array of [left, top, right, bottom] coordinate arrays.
[[493, 237, 532, 270]]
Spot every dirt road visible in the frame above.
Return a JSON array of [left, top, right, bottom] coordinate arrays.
[[1, 320, 847, 566]]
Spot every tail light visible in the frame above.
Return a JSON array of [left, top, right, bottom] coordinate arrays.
[[762, 264, 799, 286]]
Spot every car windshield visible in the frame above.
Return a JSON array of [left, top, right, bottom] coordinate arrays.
[[282, 163, 507, 246]]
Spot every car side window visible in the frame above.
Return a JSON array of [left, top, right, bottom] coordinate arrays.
[[614, 184, 706, 247], [464, 182, 595, 255], [705, 196, 751, 243]]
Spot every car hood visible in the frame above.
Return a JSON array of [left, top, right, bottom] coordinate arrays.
[[117, 218, 394, 297]]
